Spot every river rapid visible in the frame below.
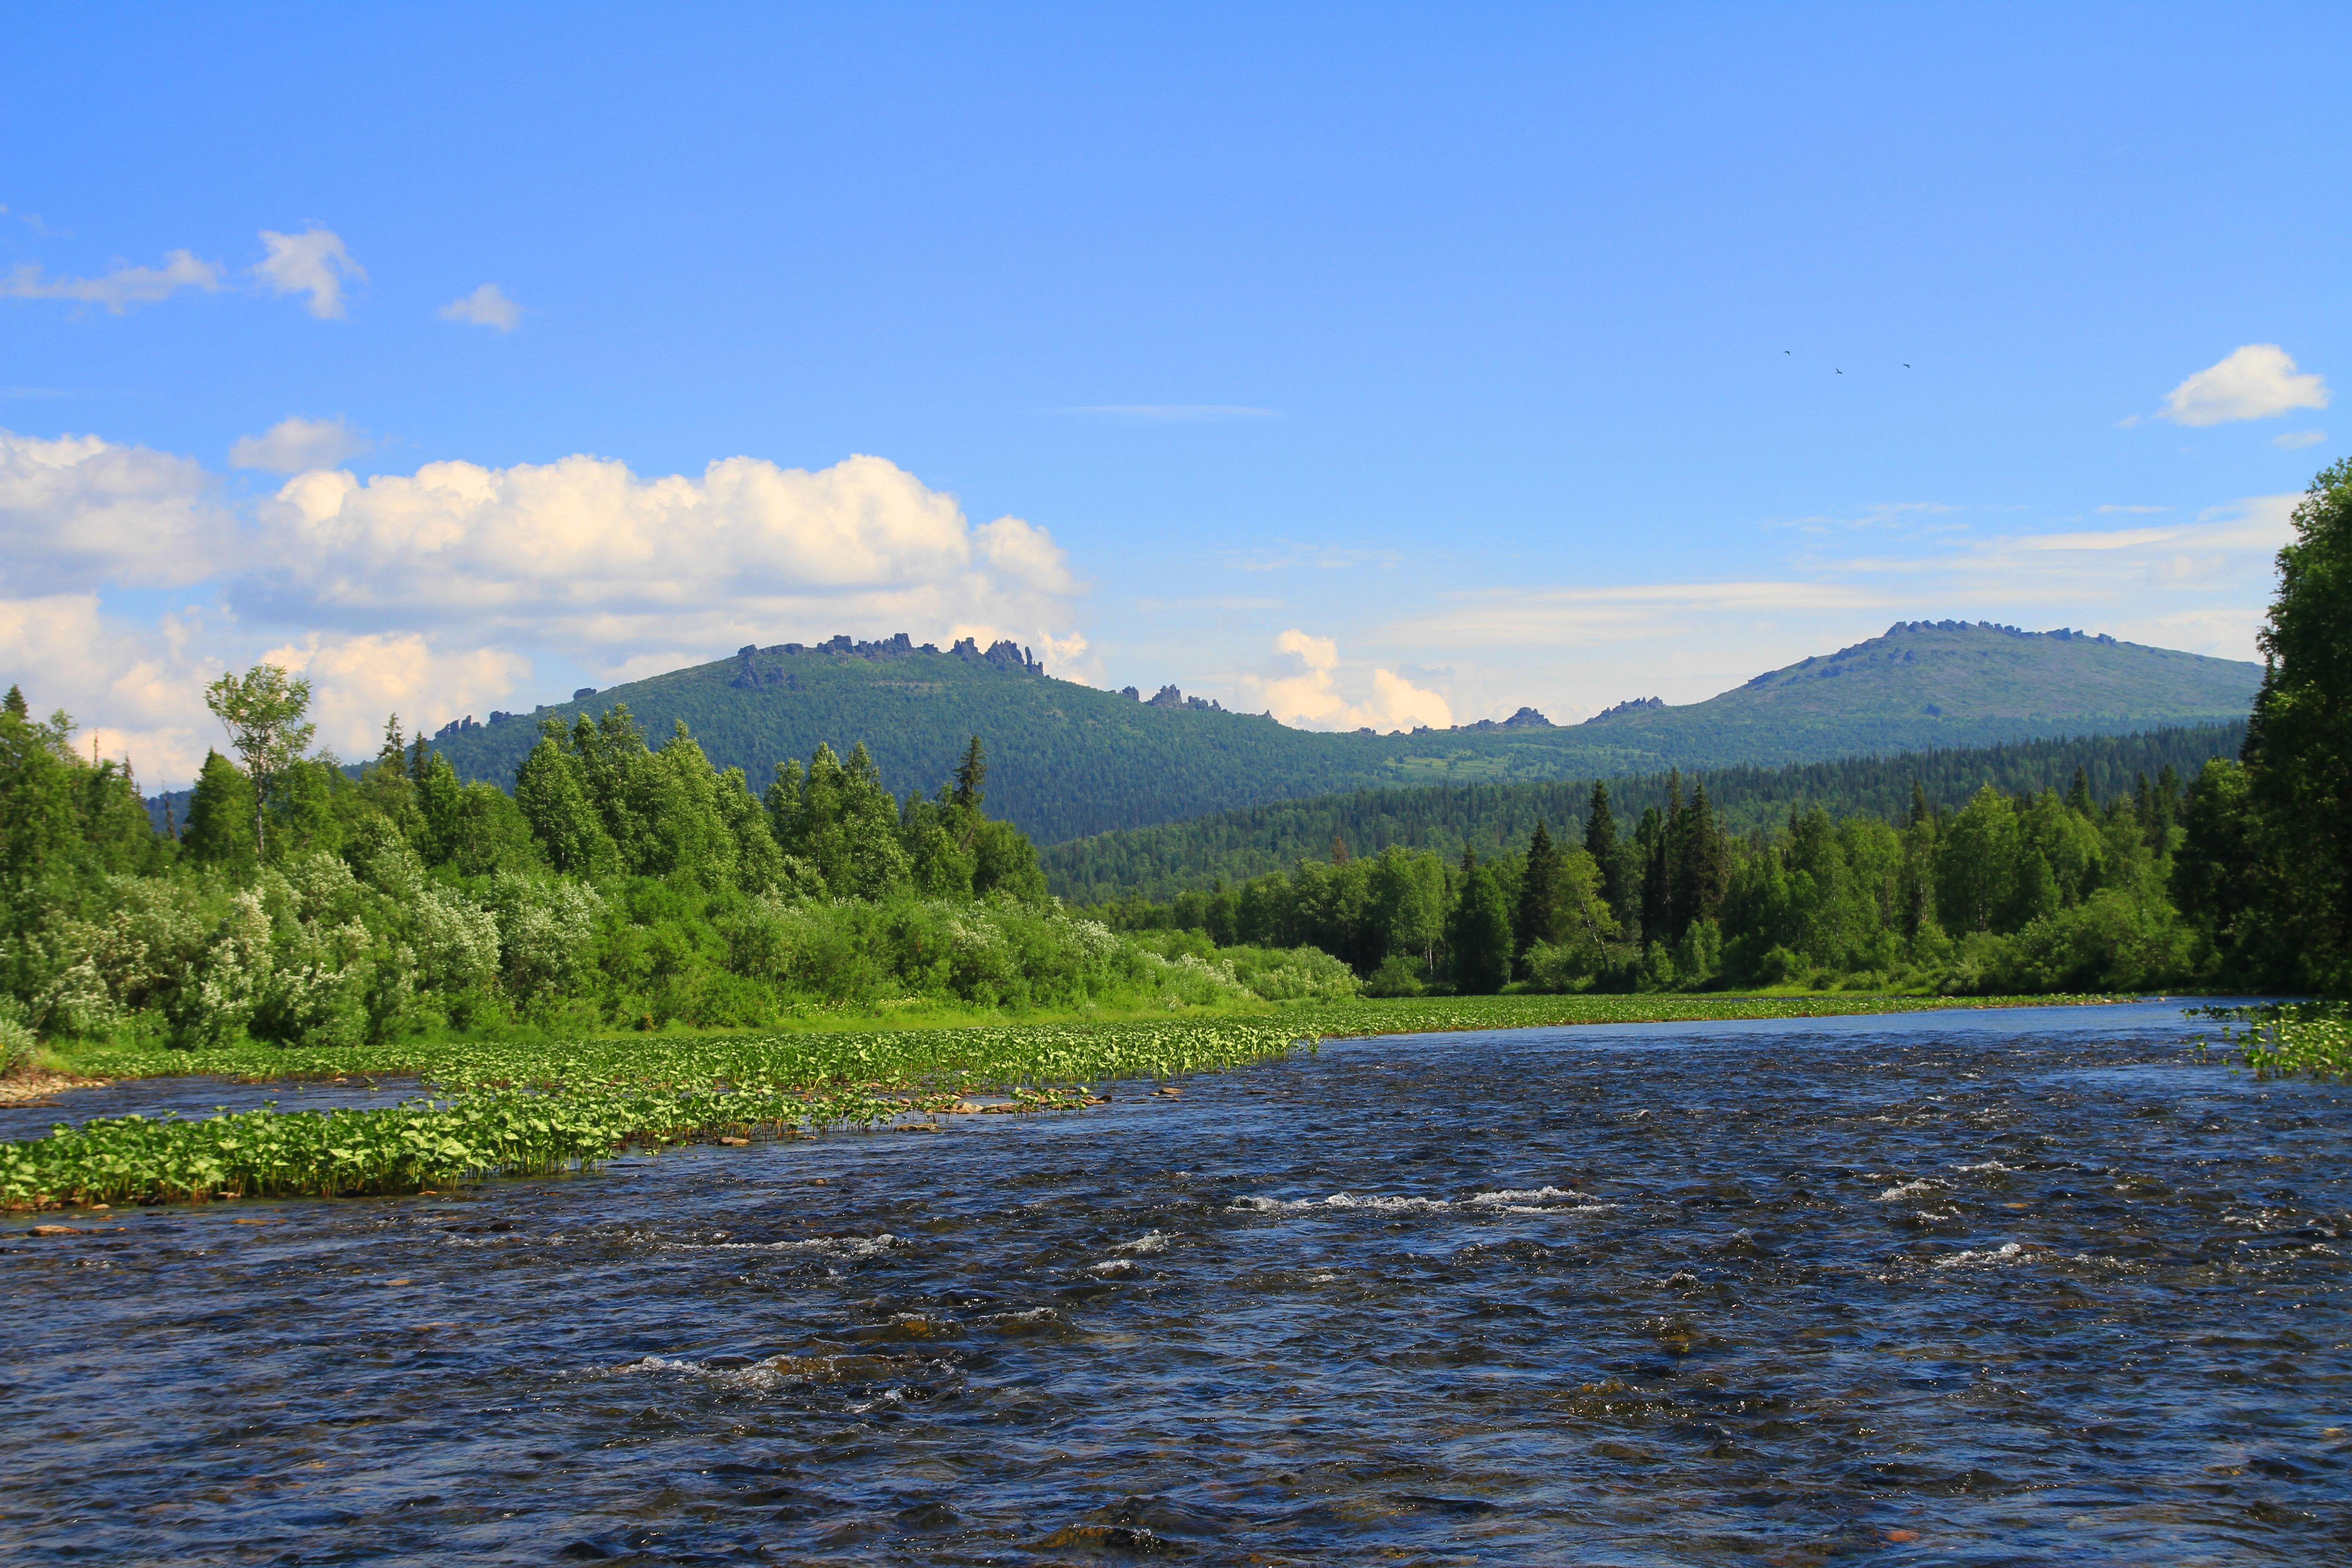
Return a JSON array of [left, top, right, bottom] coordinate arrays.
[[2, 1001, 2345, 1565]]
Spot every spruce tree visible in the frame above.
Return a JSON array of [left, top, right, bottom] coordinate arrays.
[[952, 734, 987, 812], [1672, 782, 1729, 932], [1586, 781, 1632, 926], [1514, 820, 1564, 966], [1637, 806, 1669, 946], [2066, 767, 2093, 815], [181, 750, 258, 869], [1447, 849, 1514, 994]]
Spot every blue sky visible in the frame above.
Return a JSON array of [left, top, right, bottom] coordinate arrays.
[[2, 3, 2344, 784]]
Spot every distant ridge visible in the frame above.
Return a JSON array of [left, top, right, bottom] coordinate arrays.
[[367, 619, 2259, 845]]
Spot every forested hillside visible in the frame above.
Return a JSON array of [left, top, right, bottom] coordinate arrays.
[[1042, 722, 2247, 903], [391, 622, 2261, 844]]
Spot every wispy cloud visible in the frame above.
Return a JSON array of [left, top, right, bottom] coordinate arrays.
[[2096, 503, 2170, 514], [229, 416, 372, 475], [1227, 543, 1402, 573], [1385, 581, 1894, 650], [440, 282, 521, 331], [0, 205, 64, 239], [1768, 500, 1965, 538], [1057, 404, 1279, 421], [1, 249, 225, 313], [2274, 429, 2327, 451], [2155, 344, 2330, 426], [255, 227, 365, 318]]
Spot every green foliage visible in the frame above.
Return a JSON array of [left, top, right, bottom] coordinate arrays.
[[1446, 851, 1514, 995], [1104, 759, 2210, 997], [181, 751, 257, 870], [202, 663, 314, 858], [0, 688, 1357, 1051], [2237, 457, 2352, 990], [1044, 723, 2247, 902], [2199, 1001, 2352, 1079]]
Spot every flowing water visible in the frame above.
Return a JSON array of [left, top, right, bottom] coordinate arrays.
[[3, 1001, 2345, 1565]]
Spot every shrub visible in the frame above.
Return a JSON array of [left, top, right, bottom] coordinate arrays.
[[1364, 953, 1428, 997]]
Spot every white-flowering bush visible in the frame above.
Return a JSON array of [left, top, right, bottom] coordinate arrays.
[[408, 886, 501, 999], [0, 1016, 37, 1076], [165, 890, 276, 1047], [485, 872, 606, 1004]]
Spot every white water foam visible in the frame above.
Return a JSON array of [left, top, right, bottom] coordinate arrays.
[[1876, 1180, 1943, 1203], [1231, 1188, 1612, 1216], [1936, 1242, 2027, 1269], [661, 1232, 906, 1257], [1109, 1230, 1172, 1254]]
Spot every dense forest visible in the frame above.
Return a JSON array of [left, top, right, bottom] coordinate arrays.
[[0, 689, 1352, 1059], [400, 621, 2260, 844], [1043, 722, 2246, 903], [1090, 459, 2352, 1001]]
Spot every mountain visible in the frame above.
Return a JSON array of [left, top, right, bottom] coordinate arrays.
[[385, 620, 2259, 845], [1039, 720, 2248, 904]]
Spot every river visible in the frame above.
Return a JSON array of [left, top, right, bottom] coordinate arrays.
[[2, 1001, 2344, 1563]]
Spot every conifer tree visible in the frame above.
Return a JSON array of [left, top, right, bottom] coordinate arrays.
[[1907, 780, 1935, 830], [1637, 806, 1669, 946], [1585, 780, 1633, 926], [2066, 767, 2093, 815], [1671, 782, 1730, 935], [952, 734, 987, 812], [1514, 820, 1564, 965], [181, 750, 258, 869], [1447, 846, 1514, 994]]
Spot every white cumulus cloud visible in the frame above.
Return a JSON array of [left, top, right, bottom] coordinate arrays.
[[255, 632, 534, 757], [0, 428, 236, 594], [1, 248, 226, 313], [2158, 344, 2330, 426], [1245, 629, 1452, 732], [255, 227, 365, 319], [440, 283, 521, 331], [240, 450, 1086, 678], [1, 434, 1095, 777], [0, 593, 225, 784], [229, 415, 372, 475]]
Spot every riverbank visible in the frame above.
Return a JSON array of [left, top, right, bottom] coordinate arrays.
[[40, 990, 2139, 1088], [0, 1069, 111, 1108], [3, 993, 2156, 1212]]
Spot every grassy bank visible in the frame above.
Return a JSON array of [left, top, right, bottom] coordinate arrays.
[[6, 992, 2138, 1211]]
